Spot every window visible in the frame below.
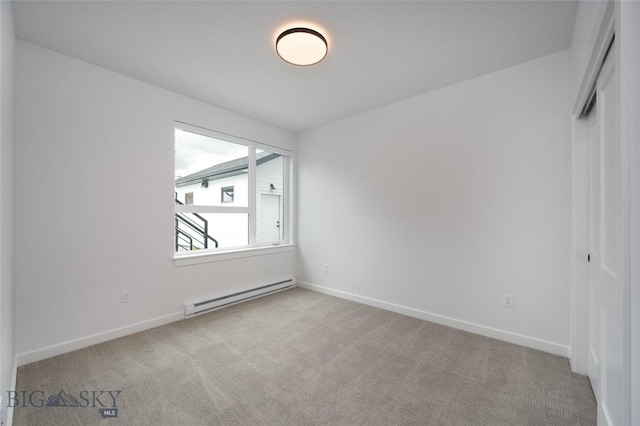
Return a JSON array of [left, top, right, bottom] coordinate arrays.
[[174, 123, 290, 255], [221, 186, 234, 203]]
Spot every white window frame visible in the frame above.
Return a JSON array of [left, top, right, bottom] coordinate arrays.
[[174, 121, 293, 264]]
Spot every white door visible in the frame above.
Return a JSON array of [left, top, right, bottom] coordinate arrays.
[[587, 43, 624, 426], [259, 194, 281, 243]]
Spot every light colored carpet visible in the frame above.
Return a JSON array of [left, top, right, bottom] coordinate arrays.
[[14, 287, 595, 425]]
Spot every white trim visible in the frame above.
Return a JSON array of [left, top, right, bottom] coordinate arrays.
[[248, 148, 257, 246], [619, 2, 638, 424], [283, 155, 291, 244], [174, 121, 293, 256], [5, 356, 17, 426], [287, 151, 295, 246], [298, 281, 569, 357], [569, 112, 589, 375], [175, 121, 291, 156], [174, 243, 294, 267], [15, 311, 183, 367], [623, 3, 640, 424], [254, 142, 290, 157], [572, 0, 615, 116], [175, 205, 249, 214]]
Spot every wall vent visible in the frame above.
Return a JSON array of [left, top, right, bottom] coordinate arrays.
[[184, 279, 295, 318]]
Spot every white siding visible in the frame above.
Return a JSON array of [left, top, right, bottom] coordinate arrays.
[[174, 156, 285, 249], [256, 156, 284, 243], [175, 174, 248, 207], [175, 173, 249, 250]]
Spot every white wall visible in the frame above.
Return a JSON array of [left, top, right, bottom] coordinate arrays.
[[15, 41, 296, 361], [0, 0, 15, 422], [297, 50, 572, 354]]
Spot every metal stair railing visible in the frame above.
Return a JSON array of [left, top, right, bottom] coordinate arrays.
[[174, 193, 219, 251]]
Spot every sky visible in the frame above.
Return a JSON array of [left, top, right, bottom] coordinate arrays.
[[174, 129, 248, 180]]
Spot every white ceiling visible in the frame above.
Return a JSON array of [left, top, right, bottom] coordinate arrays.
[[13, 1, 578, 133]]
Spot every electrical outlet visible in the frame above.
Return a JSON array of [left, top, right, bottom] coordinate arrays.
[[503, 294, 514, 308], [323, 264, 329, 273], [121, 290, 132, 304]]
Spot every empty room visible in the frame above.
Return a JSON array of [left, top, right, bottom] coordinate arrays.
[[0, 1, 638, 425]]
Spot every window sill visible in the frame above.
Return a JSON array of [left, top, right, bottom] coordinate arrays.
[[173, 244, 295, 267]]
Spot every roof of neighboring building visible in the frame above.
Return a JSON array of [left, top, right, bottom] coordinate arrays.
[[175, 152, 280, 187]]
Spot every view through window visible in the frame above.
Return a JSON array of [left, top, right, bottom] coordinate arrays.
[[174, 124, 289, 253]]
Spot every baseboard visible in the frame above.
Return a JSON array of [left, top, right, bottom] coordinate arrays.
[[568, 346, 586, 375], [16, 279, 300, 367], [298, 281, 569, 357], [15, 311, 183, 367]]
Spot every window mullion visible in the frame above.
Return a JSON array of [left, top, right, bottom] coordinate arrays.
[[175, 205, 249, 214], [248, 147, 257, 245], [283, 156, 290, 244]]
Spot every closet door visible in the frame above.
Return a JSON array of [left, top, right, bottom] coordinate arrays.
[[588, 42, 623, 426]]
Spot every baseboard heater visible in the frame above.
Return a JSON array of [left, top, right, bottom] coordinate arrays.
[[184, 279, 295, 318]]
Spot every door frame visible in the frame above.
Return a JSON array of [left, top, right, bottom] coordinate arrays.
[[620, 2, 640, 425], [570, 1, 639, 425]]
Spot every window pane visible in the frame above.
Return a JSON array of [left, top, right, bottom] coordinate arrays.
[[256, 150, 285, 243], [175, 129, 249, 207], [221, 186, 234, 203], [175, 212, 248, 252]]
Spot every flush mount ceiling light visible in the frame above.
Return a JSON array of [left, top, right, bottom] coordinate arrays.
[[276, 27, 328, 66]]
